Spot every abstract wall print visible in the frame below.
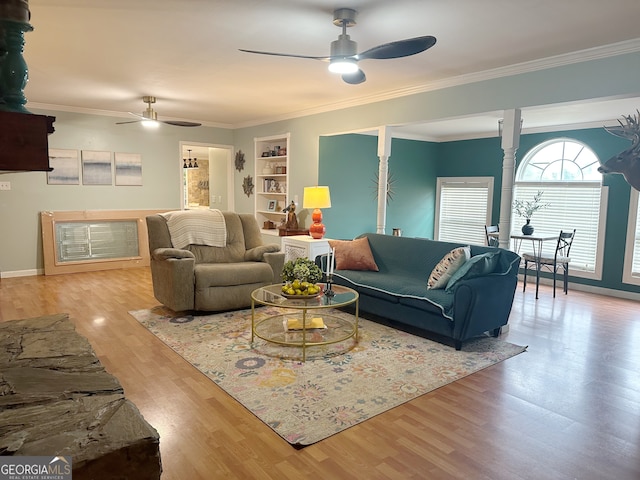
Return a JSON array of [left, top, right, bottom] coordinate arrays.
[[114, 152, 143, 186], [47, 149, 80, 185], [82, 150, 112, 185]]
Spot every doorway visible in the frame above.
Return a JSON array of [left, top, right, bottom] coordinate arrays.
[[180, 142, 234, 211]]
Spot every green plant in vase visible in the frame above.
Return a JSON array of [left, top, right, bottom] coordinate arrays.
[[281, 257, 323, 296], [513, 190, 550, 235]]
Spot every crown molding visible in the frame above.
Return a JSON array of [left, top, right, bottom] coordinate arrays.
[[27, 38, 640, 131], [233, 38, 640, 129], [26, 102, 233, 130]]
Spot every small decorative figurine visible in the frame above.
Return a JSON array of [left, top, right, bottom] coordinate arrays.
[[282, 201, 298, 230]]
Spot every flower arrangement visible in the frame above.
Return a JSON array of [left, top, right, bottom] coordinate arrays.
[[513, 190, 550, 219], [282, 257, 323, 284]]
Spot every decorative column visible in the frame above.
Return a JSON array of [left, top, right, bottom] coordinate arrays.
[[0, 0, 32, 113], [376, 126, 392, 234], [498, 109, 521, 248]]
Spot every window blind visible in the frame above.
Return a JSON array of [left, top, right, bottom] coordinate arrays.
[[437, 179, 491, 245], [631, 201, 640, 277], [512, 184, 601, 272]]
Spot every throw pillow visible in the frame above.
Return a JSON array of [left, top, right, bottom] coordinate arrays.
[[427, 246, 471, 290], [328, 237, 379, 271], [445, 251, 501, 292]]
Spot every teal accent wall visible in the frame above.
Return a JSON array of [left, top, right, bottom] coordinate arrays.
[[318, 135, 378, 239], [318, 127, 640, 293], [319, 134, 438, 239], [435, 136, 505, 223]]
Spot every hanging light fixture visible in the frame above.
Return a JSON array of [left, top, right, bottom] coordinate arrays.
[[183, 149, 199, 169]]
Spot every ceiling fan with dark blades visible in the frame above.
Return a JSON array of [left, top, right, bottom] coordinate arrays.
[[116, 96, 201, 127], [239, 8, 436, 85]]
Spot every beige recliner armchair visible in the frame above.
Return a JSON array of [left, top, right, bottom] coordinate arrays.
[[146, 210, 284, 312]]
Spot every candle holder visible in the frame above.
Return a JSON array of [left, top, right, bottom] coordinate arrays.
[[324, 274, 335, 298]]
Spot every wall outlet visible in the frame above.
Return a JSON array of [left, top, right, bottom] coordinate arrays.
[[0, 182, 11, 191]]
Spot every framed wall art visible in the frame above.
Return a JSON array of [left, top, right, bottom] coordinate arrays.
[[47, 149, 79, 185], [115, 152, 143, 186], [82, 150, 112, 185]]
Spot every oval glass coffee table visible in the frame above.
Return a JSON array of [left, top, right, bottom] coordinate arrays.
[[251, 284, 359, 361]]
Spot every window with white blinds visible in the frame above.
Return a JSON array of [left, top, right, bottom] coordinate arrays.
[[514, 138, 605, 278], [435, 177, 493, 246], [511, 184, 603, 272], [623, 189, 640, 285]]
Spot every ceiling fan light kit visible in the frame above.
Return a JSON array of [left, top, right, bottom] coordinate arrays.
[[141, 97, 159, 127], [116, 95, 201, 128], [239, 7, 436, 85], [328, 57, 358, 74]]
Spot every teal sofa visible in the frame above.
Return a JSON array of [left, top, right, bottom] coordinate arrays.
[[322, 233, 521, 350]]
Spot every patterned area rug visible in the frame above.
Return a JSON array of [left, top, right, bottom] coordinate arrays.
[[130, 306, 526, 446]]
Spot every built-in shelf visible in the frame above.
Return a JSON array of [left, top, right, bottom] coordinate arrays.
[[254, 133, 290, 236]]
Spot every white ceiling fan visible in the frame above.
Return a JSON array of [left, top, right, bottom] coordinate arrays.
[[116, 96, 201, 127], [240, 8, 436, 85]]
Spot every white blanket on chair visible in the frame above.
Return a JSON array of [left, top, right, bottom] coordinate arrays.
[[161, 209, 227, 248]]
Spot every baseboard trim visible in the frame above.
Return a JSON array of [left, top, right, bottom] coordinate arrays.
[[1, 269, 43, 279], [517, 275, 640, 302]]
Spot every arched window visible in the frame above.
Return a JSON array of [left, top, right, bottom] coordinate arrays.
[[513, 138, 605, 276]]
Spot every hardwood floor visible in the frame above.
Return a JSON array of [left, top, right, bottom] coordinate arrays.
[[1, 268, 638, 479]]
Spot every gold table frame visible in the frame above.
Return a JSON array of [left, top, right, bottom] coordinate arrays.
[[251, 284, 359, 361]]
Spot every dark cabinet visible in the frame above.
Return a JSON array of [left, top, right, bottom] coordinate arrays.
[[0, 110, 55, 171]]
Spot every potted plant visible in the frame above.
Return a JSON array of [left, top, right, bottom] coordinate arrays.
[[281, 257, 323, 296], [513, 190, 550, 235]]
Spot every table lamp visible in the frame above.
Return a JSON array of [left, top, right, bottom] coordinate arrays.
[[303, 186, 332, 239]]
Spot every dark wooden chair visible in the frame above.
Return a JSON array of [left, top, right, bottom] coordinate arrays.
[[523, 229, 576, 298], [485, 225, 499, 247]]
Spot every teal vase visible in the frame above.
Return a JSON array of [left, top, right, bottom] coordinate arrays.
[[522, 219, 534, 235]]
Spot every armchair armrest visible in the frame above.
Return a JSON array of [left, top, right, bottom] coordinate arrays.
[[245, 244, 283, 283], [149, 248, 196, 311], [244, 244, 280, 261], [263, 251, 285, 283], [152, 248, 195, 261]]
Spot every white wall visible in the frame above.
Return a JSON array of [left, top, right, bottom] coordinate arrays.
[[0, 110, 233, 275]]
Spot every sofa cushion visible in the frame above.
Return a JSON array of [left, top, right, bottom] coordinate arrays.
[[398, 289, 455, 319], [333, 271, 398, 303], [427, 246, 470, 290], [333, 270, 454, 318], [445, 251, 501, 292], [329, 237, 379, 271]]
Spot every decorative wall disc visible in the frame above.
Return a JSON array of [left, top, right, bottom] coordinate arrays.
[[235, 150, 245, 171], [372, 171, 395, 204], [243, 175, 254, 197]]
